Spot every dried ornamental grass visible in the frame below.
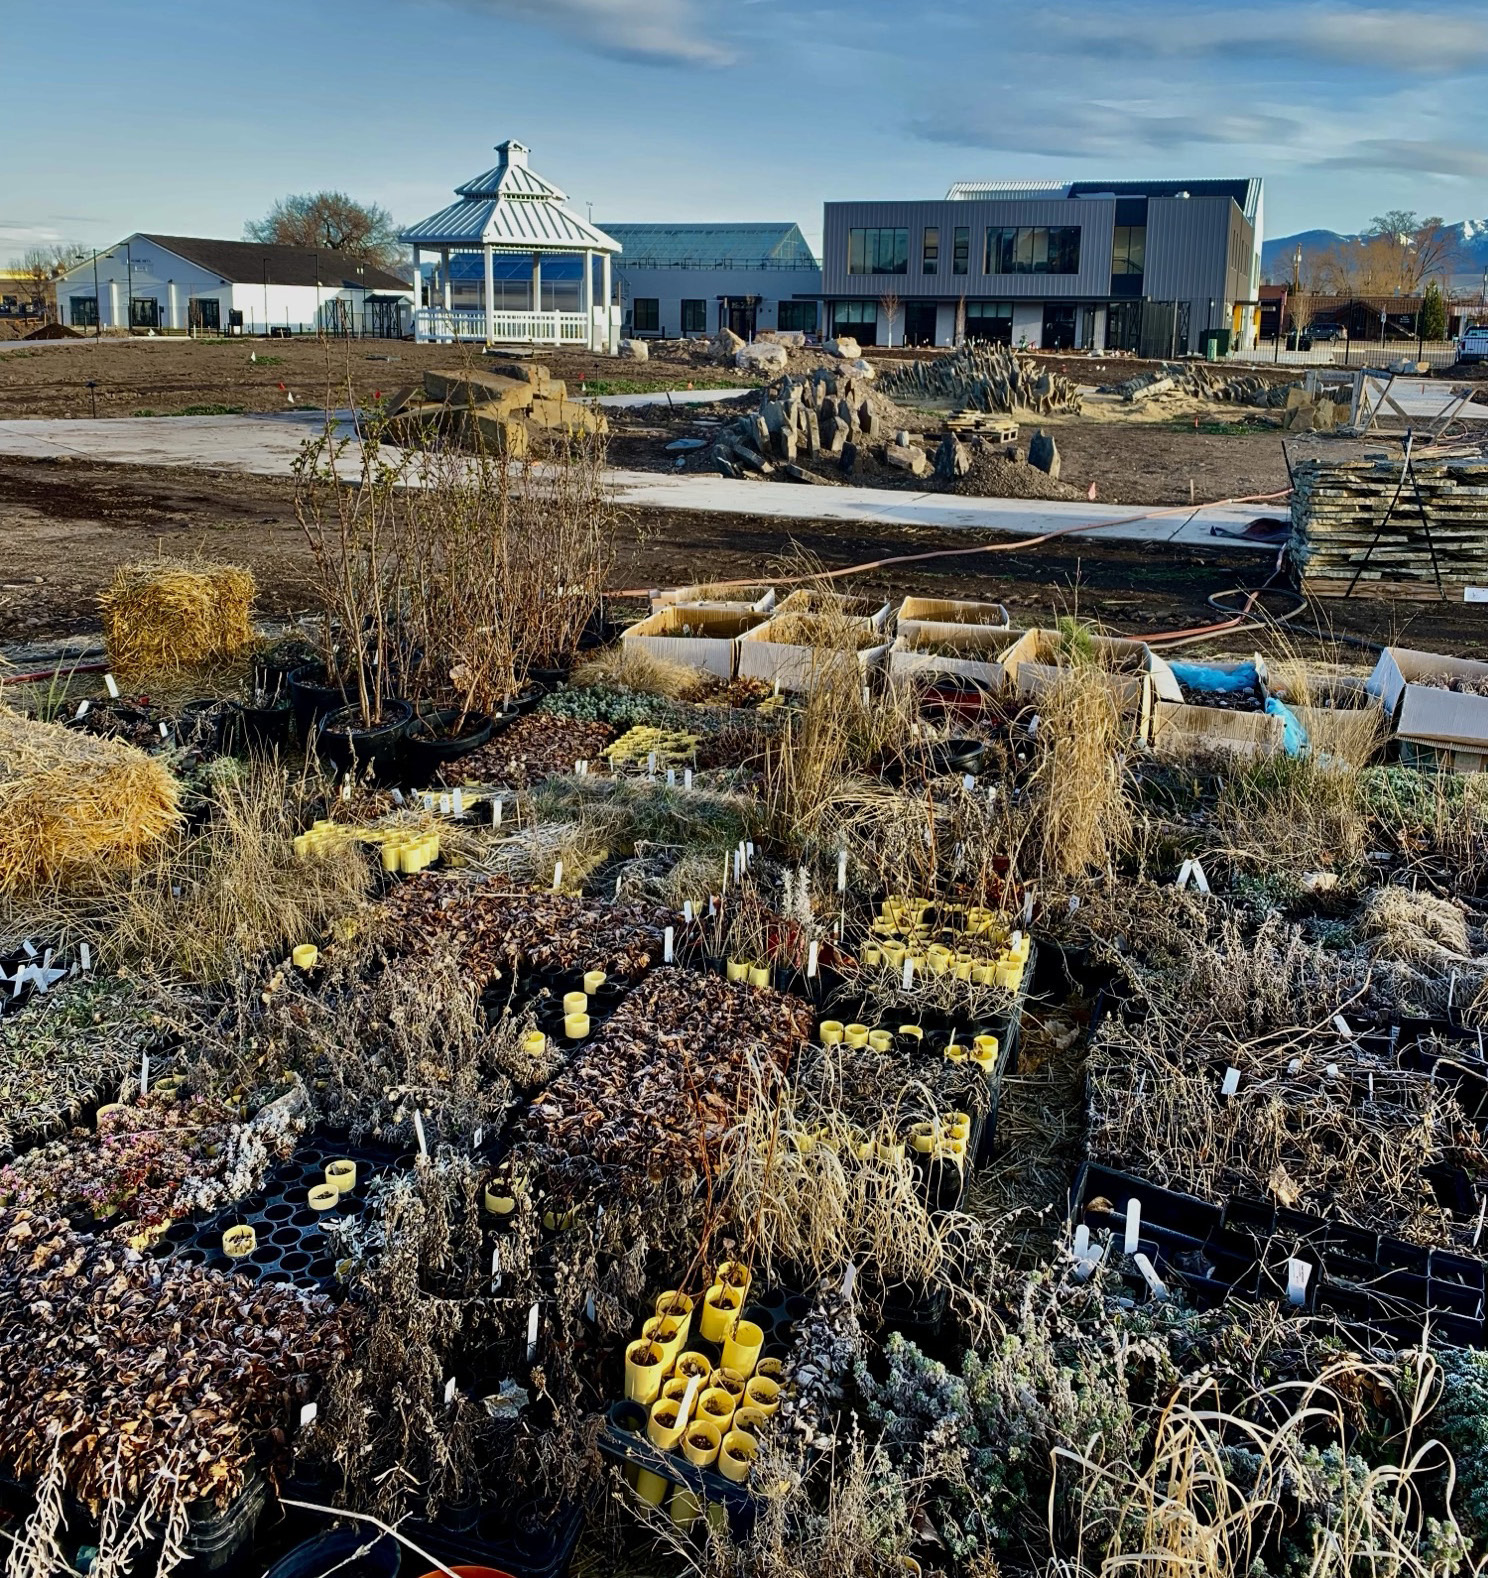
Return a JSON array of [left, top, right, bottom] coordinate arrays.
[[99, 559, 256, 682], [0, 710, 180, 894]]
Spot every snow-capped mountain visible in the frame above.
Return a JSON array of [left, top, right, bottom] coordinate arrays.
[[1262, 220, 1488, 290]]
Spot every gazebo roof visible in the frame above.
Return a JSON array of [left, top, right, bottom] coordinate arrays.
[[400, 141, 621, 254]]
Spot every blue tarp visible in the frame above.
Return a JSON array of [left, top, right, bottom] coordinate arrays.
[[1169, 659, 1309, 756]]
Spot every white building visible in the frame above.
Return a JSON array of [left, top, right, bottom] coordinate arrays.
[[52, 236, 415, 336], [401, 140, 621, 352]]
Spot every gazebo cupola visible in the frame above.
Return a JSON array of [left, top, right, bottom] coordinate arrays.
[[400, 140, 622, 351]]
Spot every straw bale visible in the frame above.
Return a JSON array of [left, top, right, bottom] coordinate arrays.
[[0, 710, 180, 893], [99, 559, 256, 681]]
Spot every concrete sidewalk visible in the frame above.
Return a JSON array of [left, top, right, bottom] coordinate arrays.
[[0, 412, 1282, 551]]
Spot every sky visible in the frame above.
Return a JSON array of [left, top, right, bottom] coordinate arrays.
[[6, 0, 1488, 263]]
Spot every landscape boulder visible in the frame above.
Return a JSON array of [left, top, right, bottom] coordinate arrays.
[[1027, 430, 1060, 479], [756, 329, 806, 347], [618, 338, 650, 361], [846, 358, 876, 379], [825, 336, 862, 360], [933, 435, 972, 481], [710, 327, 746, 360], [736, 341, 790, 373], [885, 442, 930, 477]]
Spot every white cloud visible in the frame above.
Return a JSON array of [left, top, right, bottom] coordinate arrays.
[[910, 102, 1305, 159], [453, 0, 734, 65], [1071, 5, 1488, 71], [1316, 138, 1488, 178]]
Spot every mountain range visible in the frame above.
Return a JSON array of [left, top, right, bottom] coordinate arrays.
[[1262, 220, 1488, 291]]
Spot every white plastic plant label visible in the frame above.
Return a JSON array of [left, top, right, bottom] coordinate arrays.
[[1221, 1067, 1241, 1097], [1124, 1199, 1141, 1253], [491, 1244, 502, 1289], [493, 796, 503, 826], [159, 722, 169, 739], [1132, 1252, 1168, 1300], [648, 751, 657, 776], [79, 943, 91, 973], [391, 788, 404, 806], [473, 1126, 484, 1150], [74, 700, 90, 719], [666, 767, 676, 788], [807, 940, 819, 978], [837, 850, 848, 892], [1286, 1258, 1312, 1307], [902, 957, 914, 990], [552, 860, 564, 892], [413, 1110, 429, 1155], [104, 673, 120, 699], [527, 1303, 540, 1362], [139, 1053, 150, 1096], [664, 926, 674, 964], [439, 793, 452, 816], [963, 774, 975, 791], [684, 769, 693, 791], [452, 789, 464, 816], [444, 1376, 457, 1406], [299, 1402, 318, 1428], [683, 901, 694, 924]]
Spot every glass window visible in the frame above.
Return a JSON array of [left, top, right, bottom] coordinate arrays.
[[1111, 225, 1146, 276], [130, 297, 160, 329], [631, 298, 659, 332], [964, 300, 1013, 344], [778, 301, 818, 332], [189, 297, 221, 332], [952, 227, 969, 275], [69, 294, 99, 327], [922, 227, 939, 275], [681, 299, 707, 334], [833, 301, 878, 325], [846, 227, 908, 275], [984, 226, 1081, 275]]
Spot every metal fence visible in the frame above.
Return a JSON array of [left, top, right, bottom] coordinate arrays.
[[1233, 338, 1465, 371]]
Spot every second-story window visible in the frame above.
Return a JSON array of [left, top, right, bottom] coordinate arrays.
[[847, 227, 909, 274], [922, 227, 939, 275], [952, 226, 970, 275]]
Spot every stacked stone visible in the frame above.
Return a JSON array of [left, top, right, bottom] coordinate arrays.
[[878, 342, 1083, 416]]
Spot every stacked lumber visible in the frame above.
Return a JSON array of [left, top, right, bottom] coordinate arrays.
[[1289, 456, 1488, 597]]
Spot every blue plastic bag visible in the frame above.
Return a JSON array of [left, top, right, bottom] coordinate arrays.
[[1168, 660, 1261, 694], [1265, 696, 1309, 757]]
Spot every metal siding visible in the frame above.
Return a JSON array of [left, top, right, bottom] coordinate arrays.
[[1143, 198, 1231, 301], [823, 198, 1114, 299]]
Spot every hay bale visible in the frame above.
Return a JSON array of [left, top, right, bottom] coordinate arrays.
[[100, 560, 256, 682], [0, 710, 180, 893]]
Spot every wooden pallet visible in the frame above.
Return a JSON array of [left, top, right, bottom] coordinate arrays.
[[945, 411, 1019, 441]]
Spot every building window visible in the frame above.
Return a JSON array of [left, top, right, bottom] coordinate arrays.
[[189, 297, 222, 332], [1111, 226, 1146, 276], [681, 299, 707, 334], [847, 227, 909, 275], [832, 300, 877, 346], [69, 294, 99, 327], [984, 226, 1082, 275], [964, 300, 1013, 344], [778, 301, 817, 332], [130, 297, 160, 329], [952, 227, 969, 275], [922, 227, 939, 275], [631, 298, 659, 333]]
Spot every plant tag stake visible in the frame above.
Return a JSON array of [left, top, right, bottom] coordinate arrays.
[[1132, 1253, 1167, 1300], [79, 943, 91, 973], [74, 700, 90, 719], [837, 850, 848, 892], [452, 789, 464, 816], [684, 768, 693, 790], [666, 767, 676, 788], [1286, 1258, 1312, 1307], [683, 900, 694, 923], [439, 793, 452, 815], [648, 751, 657, 777], [473, 1126, 484, 1149], [807, 940, 819, 978], [391, 788, 404, 805], [1221, 1067, 1241, 1098], [678, 1374, 702, 1429], [139, 1053, 150, 1096], [444, 1376, 457, 1407], [840, 1263, 857, 1299], [552, 860, 564, 892], [902, 957, 914, 990], [413, 1110, 428, 1156], [526, 1303, 540, 1362], [1191, 860, 1210, 894], [491, 1244, 502, 1290], [1175, 858, 1194, 889], [746, 840, 754, 862], [21, 941, 35, 958], [299, 1402, 318, 1428], [104, 672, 120, 699], [962, 774, 975, 791], [664, 926, 674, 964], [1331, 1014, 1354, 1041], [159, 721, 169, 739], [1124, 1199, 1141, 1253]]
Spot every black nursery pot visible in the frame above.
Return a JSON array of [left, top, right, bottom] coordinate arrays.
[[288, 663, 347, 740], [236, 695, 294, 753], [317, 699, 414, 780], [403, 707, 500, 785], [178, 697, 242, 753]]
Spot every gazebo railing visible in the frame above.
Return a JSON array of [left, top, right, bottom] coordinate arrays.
[[414, 307, 591, 345]]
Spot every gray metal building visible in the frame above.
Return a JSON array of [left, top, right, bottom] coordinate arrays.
[[821, 178, 1263, 355], [597, 222, 822, 341]]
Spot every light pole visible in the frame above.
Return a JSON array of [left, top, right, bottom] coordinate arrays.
[[91, 249, 101, 338]]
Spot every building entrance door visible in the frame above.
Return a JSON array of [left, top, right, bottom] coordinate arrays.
[[903, 301, 937, 346], [1041, 303, 1077, 350], [724, 299, 758, 339]]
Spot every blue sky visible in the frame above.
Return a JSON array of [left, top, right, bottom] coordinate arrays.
[[6, 0, 1488, 262]]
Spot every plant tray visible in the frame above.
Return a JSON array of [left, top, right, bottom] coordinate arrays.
[[401, 1496, 583, 1578]]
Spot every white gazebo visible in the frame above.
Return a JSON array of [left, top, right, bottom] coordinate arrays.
[[401, 140, 622, 352]]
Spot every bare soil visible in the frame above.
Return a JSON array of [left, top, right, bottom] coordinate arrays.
[[2, 454, 1482, 660]]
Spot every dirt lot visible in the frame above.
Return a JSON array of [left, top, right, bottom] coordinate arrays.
[[2, 454, 1481, 659]]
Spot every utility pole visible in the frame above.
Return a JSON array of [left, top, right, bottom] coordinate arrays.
[[91, 249, 101, 338], [124, 240, 133, 332]]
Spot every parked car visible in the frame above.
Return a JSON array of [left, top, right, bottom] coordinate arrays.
[[1307, 322, 1347, 342], [1458, 324, 1488, 365]]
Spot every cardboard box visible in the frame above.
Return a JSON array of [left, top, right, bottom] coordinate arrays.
[[1268, 667, 1385, 765], [737, 612, 889, 693], [1148, 654, 1285, 760], [895, 596, 1011, 645], [888, 626, 1008, 692], [651, 584, 776, 615], [1367, 647, 1488, 768], [620, 606, 767, 680], [775, 588, 892, 631], [999, 629, 1159, 738]]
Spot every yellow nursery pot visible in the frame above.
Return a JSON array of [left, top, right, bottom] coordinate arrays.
[[562, 990, 588, 1016], [755, 1356, 785, 1381], [944, 1043, 968, 1063], [818, 1020, 845, 1046], [325, 1159, 357, 1194], [714, 1260, 751, 1296], [863, 945, 882, 966], [721, 1321, 764, 1379], [844, 1023, 871, 1049], [949, 1112, 972, 1141], [625, 1339, 667, 1405], [308, 1184, 341, 1212], [747, 965, 771, 989], [926, 946, 953, 976], [898, 1024, 924, 1043], [718, 1430, 757, 1485], [868, 1029, 895, 1053], [953, 958, 974, 982], [483, 1185, 516, 1217], [655, 1290, 694, 1345], [222, 1224, 257, 1259], [662, 1376, 693, 1404], [292, 944, 319, 970], [876, 1137, 906, 1165], [733, 1405, 769, 1438], [583, 969, 606, 993], [698, 1386, 737, 1433], [725, 959, 750, 983], [996, 961, 1023, 991], [522, 1029, 548, 1057], [744, 1375, 781, 1415], [399, 843, 424, 875], [699, 1284, 743, 1343], [675, 1350, 713, 1385], [563, 1012, 590, 1040], [880, 941, 906, 970], [683, 1419, 722, 1468], [642, 1314, 685, 1371], [909, 1121, 939, 1155]]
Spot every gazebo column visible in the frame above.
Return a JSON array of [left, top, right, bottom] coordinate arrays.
[[410, 246, 421, 339], [582, 249, 594, 350], [483, 244, 496, 346], [441, 249, 452, 313], [531, 251, 543, 339], [601, 252, 613, 354]]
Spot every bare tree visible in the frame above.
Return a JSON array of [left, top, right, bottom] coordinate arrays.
[[245, 192, 405, 275], [877, 291, 901, 349], [954, 294, 967, 348], [11, 243, 86, 321]]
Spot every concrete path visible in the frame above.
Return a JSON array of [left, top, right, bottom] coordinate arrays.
[[0, 412, 1281, 551]]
